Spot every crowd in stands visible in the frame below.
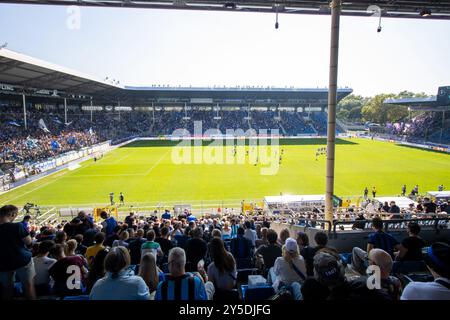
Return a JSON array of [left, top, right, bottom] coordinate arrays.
[[380, 112, 450, 145], [0, 203, 449, 301], [1, 104, 331, 167]]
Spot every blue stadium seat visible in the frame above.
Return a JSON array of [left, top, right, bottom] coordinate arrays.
[[241, 284, 274, 301]]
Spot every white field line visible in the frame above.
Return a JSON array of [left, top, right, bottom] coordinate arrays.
[[71, 173, 143, 177], [1, 158, 98, 204], [1, 171, 69, 204], [144, 149, 171, 176], [111, 152, 134, 164], [0, 142, 122, 199]]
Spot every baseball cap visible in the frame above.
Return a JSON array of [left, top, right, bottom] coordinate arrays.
[[285, 237, 298, 253], [314, 252, 344, 286]]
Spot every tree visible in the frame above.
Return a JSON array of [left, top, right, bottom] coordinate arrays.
[[337, 94, 367, 122], [361, 93, 397, 124]]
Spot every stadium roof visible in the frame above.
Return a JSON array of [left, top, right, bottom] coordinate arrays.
[[384, 86, 450, 111], [0, 48, 122, 98], [0, 48, 352, 105], [2, 1, 450, 20]]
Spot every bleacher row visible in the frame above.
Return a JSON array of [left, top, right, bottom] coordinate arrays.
[[2, 206, 449, 301]]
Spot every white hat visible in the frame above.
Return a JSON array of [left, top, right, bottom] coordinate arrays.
[[285, 237, 298, 253]]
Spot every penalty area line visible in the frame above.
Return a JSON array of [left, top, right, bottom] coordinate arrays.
[[144, 149, 171, 176]]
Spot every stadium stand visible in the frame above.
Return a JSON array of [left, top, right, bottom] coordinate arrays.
[[0, 202, 449, 301], [0, 102, 333, 167]]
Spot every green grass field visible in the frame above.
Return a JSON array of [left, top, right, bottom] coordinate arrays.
[[0, 138, 449, 208]]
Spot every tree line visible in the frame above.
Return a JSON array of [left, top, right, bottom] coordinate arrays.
[[337, 91, 430, 124]]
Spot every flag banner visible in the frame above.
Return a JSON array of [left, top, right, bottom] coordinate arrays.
[[38, 118, 50, 133], [7, 121, 21, 127], [25, 137, 38, 149]]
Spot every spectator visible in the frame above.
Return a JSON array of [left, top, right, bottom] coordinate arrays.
[[141, 230, 163, 259], [104, 226, 121, 247], [423, 198, 437, 214], [33, 240, 56, 296], [155, 227, 174, 256], [382, 201, 390, 213], [82, 225, 99, 247], [112, 230, 129, 248], [86, 232, 105, 268], [313, 231, 337, 255], [401, 242, 450, 300], [155, 247, 212, 300], [184, 227, 208, 271], [207, 238, 237, 291], [389, 201, 401, 217], [255, 229, 282, 271], [128, 229, 146, 265], [74, 234, 87, 256], [21, 215, 31, 233], [174, 226, 190, 248], [243, 220, 257, 246], [171, 222, 183, 238], [49, 244, 87, 297], [255, 227, 268, 248], [138, 253, 163, 299], [85, 248, 109, 294], [230, 227, 253, 267], [307, 251, 390, 300], [90, 246, 150, 300], [124, 212, 135, 227], [66, 239, 80, 257], [222, 221, 232, 240], [100, 211, 118, 236], [355, 249, 401, 300], [230, 219, 239, 238], [54, 230, 67, 246], [161, 210, 171, 220], [352, 217, 400, 275], [0, 205, 36, 300], [270, 238, 306, 300], [296, 232, 316, 277], [397, 222, 426, 261], [352, 213, 366, 230], [278, 228, 290, 246]]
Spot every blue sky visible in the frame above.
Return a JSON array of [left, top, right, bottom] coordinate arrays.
[[1, 3, 449, 97]]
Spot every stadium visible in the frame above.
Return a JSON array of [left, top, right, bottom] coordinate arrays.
[[0, 0, 449, 305]]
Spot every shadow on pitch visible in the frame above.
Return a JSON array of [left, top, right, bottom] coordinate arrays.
[[118, 138, 358, 148]]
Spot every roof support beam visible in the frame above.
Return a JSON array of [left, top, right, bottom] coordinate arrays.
[[0, 1, 449, 20]]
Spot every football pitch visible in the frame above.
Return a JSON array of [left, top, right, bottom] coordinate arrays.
[[0, 138, 449, 209]]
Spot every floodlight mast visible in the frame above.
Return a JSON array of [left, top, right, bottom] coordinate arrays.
[[325, 0, 341, 223]]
